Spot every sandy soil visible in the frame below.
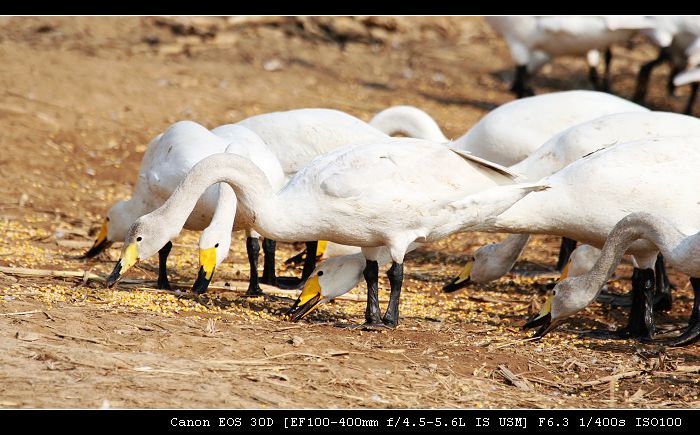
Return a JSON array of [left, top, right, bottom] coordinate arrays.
[[0, 16, 698, 409]]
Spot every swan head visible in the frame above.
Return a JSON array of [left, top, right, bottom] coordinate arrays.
[[442, 258, 474, 293], [523, 275, 597, 338], [286, 253, 365, 321], [105, 214, 176, 287], [83, 201, 134, 258], [564, 244, 600, 278], [191, 226, 232, 294], [443, 243, 514, 292]]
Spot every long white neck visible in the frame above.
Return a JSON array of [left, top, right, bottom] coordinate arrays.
[[369, 105, 449, 142], [580, 212, 690, 291], [206, 183, 238, 236], [469, 234, 530, 282], [146, 153, 303, 243]]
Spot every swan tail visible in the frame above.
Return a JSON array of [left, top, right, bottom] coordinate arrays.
[[449, 182, 549, 228], [369, 105, 448, 142]]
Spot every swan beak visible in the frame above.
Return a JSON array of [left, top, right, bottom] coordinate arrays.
[[286, 275, 323, 321], [442, 260, 473, 293], [523, 294, 560, 338], [82, 220, 112, 258], [315, 240, 328, 258], [558, 259, 571, 282], [106, 243, 138, 287], [284, 250, 307, 265], [192, 246, 216, 294], [284, 240, 328, 265], [532, 318, 563, 339]]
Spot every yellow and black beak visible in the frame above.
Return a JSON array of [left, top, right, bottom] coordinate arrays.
[[82, 219, 112, 258], [443, 260, 473, 293], [284, 240, 328, 265], [192, 246, 217, 294], [106, 243, 138, 287], [286, 275, 324, 321], [523, 293, 561, 338]]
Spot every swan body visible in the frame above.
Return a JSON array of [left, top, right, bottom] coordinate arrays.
[[485, 16, 652, 96], [545, 212, 700, 346], [487, 16, 649, 64], [236, 108, 390, 177], [107, 138, 545, 327]]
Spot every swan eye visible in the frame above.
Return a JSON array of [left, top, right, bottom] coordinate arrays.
[[215, 243, 219, 248], [552, 290, 557, 296], [136, 236, 143, 242], [318, 271, 324, 277], [106, 217, 110, 222]]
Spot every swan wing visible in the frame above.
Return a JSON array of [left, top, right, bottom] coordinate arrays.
[[314, 140, 502, 212], [447, 147, 520, 179]]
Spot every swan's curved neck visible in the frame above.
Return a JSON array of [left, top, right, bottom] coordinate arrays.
[[149, 153, 299, 242], [206, 183, 238, 236], [370, 106, 448, 142], [496, 233, 530, 268], [584, 213, 687, 290]]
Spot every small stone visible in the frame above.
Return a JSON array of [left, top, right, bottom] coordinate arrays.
[[16, 331, 40, 342], [263, 59, 283, 72], [432, 72, 446, 83]]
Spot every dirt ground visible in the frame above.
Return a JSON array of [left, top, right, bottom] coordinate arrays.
[[0, 16, 698, 409]]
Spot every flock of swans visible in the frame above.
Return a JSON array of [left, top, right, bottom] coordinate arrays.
[[486, 16, 700, 113], [82, 16, 700, 348]]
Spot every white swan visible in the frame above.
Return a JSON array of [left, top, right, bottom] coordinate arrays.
[[536, 212, 700, 347], [485, 16, 652, 97], [447, 110, 700, 290], [105, 138, 545, 328], [483, 136, 700, 341], [83, 120, 284, 293], [633, 16, 700, 114]]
